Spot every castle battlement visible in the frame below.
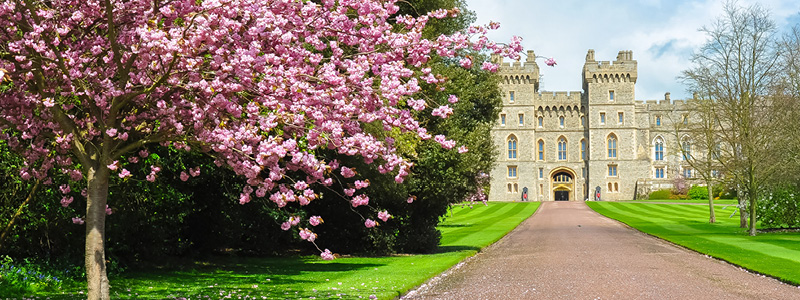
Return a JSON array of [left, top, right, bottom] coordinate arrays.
[[534, 91, 583, 102]]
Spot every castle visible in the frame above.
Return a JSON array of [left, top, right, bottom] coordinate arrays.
[[489, 49, 695, 201]]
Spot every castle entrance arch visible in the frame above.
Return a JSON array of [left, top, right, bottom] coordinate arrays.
[[550, 167, 576, 201]]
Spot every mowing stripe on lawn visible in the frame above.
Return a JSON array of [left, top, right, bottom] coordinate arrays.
[[589, 202, 800, 285]]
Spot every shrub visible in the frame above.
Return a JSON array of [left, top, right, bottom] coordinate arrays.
[[688, 185, 709, 200], [649, 189, 672, 200], [758, 185, 800, 229]]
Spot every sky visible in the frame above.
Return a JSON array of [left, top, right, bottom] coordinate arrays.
[[464, 0, 800, 101]]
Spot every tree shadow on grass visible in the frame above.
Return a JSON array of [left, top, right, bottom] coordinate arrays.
[[436, 245, 480, 253], [97, 256, 386, 299]]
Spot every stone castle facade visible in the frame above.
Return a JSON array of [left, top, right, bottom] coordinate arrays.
[[489, 49, 696, 202]]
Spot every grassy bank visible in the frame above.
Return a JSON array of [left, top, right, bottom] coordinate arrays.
[[22, 202, 539, 299], [588, 202, 800, 285]]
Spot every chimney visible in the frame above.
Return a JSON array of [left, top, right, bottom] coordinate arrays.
[[664, 92, 671, 102]]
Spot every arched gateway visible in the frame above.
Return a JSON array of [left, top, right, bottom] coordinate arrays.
[[550, 167, 576, 201]]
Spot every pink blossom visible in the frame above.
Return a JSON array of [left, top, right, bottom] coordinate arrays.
[[179, 172, 189, 182], [351, 195, 370, 207], [128, 156, 139, 163], [107, 161, 119, 171], [458, 57, 472, 69], [481, 62, 499, 72], [105, 128, 117, 137], [545, 57, 557, 67], [457, 146, 469, 153], [309, 216, 323, 226], [299, 228, 316, 242], [407, 98, 426, 111], [281, 222, 291, 231], [407, 196, 416, 203], [72, 217, 84, 225], [289, 216, 301, 226], [340, 167, 356, 178], [146, 174, 156, 182], [138, 150, 149, 158], [105, 205, 113, 215], [364, 219, 377, 228], [118, 169, 131, 179], [321, 249, 335, 260], [431, 105, 453, 118], [42, 98, 55, 107], [448, 95, 459, 104], [354, 180, 369, 189], [60, 196, 73, 207], [59, 184, 70, 194], [189, 167, 200, 177], [378, 211, 391, 222]]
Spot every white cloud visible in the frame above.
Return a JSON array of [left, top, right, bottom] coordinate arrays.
[[464, 0, 799, 100]]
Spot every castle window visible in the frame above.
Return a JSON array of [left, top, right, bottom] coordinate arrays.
[[607, 134, 617, 158], [582, 167, 587, 178], [507, 183, 512, 193], [514, 183, 518, 193], [682, 139, 692, 161], [618, 112, 624, 124], [656, 115, 662, 126], [581, 139, 587, 160], [654, 138, 664, 161], [538, 116, 543, 127], [509, 91, 515, 103], [608, 165, 618, 177], [507, 136, 517, 159], [711, 169, 720, 178], [608, 182, 613, 192], [683, 167, 693, 178], [508, 166, 517, 178], [500, 114, 506, 126], [538, 140, 545, 161], [539, 168, 544, 179], [559, 116, 565, 127], [609, 90, 615, 101], [655, 167, 665, 179], [600, 112, 606, 125], [518, 114, 524, 126], [581, 116, 586, 127], [558, 137, 567, 161], [682, 114, 689, 125], [614, 182, 619, 192]]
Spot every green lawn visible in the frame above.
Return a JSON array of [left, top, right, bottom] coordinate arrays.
[[622, 199, 738, 205], [588, 202, 800, 285], [29, 202, 539, 299]]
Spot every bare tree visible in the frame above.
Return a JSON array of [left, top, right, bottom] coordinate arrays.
[[681, 2, 783, 235], [671, 98, 722, 223]]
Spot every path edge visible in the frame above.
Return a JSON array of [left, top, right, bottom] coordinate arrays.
[[397, 201, 544, 299]]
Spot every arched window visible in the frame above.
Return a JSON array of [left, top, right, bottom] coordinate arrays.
[[581, 116, 586, 127], [558, 137, 567, 161], [559, 116, 565, 127], [608, 182, 613, 192], [507, 183, 512, 192], [655, 116, 661, 126], [682, 138, 691, 161], [507, 136, 517, 159], [614, 182, 619, 192], [581, 139, 587, 160], [538, 140, 545, 161], [607, 134, 617, 158], [538, 116, 543, 127], [654, 137, 664, 161]]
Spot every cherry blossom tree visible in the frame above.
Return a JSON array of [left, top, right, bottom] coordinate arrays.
[[0, 0, 521, 298]]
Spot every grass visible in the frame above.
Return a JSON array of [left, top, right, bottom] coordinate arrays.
[[588, 201, 800, 285], [23, 202, 539, 299], [622, 199, 739, 205]]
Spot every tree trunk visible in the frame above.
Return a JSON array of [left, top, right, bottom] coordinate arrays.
[[85, 166, 110, 300], [749, 196, 757, 236], [738, 188, 747, 228], [707, 181, 716, 223]]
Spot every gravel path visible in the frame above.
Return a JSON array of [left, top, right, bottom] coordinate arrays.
[[403, 201, 800, 299]]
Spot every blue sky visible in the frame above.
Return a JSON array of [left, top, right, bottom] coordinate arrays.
[[464, 0, 800, 100]]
